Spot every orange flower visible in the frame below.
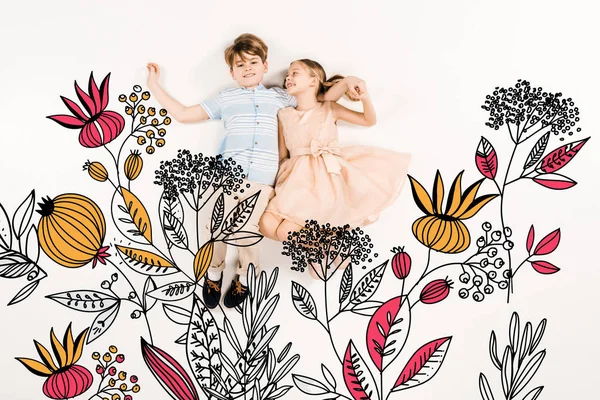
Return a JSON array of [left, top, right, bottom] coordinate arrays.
[[408, 171, 498, 253], [16, 324, 92, 399]]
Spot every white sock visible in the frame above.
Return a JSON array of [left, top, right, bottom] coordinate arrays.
[[207, 269, 221, 281], [238, 275, 248, 287]]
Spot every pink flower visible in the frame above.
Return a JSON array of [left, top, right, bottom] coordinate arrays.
[[47, 72, 125, 148], [420, 278, 453, 304], [391, 246, 411, 279]]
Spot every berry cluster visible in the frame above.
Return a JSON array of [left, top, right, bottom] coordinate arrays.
[[154, 150, 244, 202], [482, 79, 581, 141], [92, 345, 140, 400], [119, 85, 170, 153], [457, 221, 510, 302], [282, 220, 376, 273]]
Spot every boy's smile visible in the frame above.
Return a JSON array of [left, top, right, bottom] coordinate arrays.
[[230, 52, 268, 89]]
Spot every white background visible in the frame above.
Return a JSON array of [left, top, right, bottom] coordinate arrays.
[[0, 0, 598, 399]]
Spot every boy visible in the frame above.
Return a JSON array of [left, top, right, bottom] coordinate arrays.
[[147, 33, 361, 308]]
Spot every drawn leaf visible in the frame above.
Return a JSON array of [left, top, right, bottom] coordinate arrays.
[[25, 225, 40, 265], [47, 290, 119, 312], [532, 173, 576, 190], [112, 189, 147, 244], [343, 341, 379, 400], [193, 241, 214, 282], [116, 245, 177, 276], [174, 332, 187, 345], [533, 228, 560, 255], [479, 373, 495, 400], [530, 260, 560, 274], [350, 261, 387, 304], [222, 231, 263, 247], [519, 322, 533, 363], [475, 137, 498, 179], [12, 190, 35, 239], [392, 337, 452, 391], [526, 225, 535, 254], [8, 279, 41, 306], [159, 191, 184, 223], [522, 386, 544, 400], [489, 331, 501, 370], [339, 266, 353, 304], [147, 281, 196, 302], [524, 132, 550, 169], [351, 300, 383, 317], [211, 193, 225, 234], [142, 277, 157, 312], [291, 281, 317, 320], [509, 312, 520, 355], [367, 296, 410, 370], [187, 295, 221, 388], [539, 137, 589, 173], [120, 187, 152, 242], [0, 250, 37, 278], [87, 301, 120, 344], [221, 191, 260, 234], [273, 354, 300, 384], [530, 319, 547, 355], [321, 363, 336, 392], [292, 374, 330, 395], [0, 203, 12, 249], [511, 350, 546, 397], [501, 346, 512, 398], [163, 211, 189, 249], [223, 317, 243, 356], [141, 338, 200, 400], [251, 294, 279, 339], [163, 304, 191, 325]]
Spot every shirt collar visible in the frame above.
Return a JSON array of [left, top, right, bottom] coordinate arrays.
[[241, 83, 265, 90]]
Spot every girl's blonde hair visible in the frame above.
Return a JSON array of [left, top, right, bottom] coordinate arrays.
[[285, 59, 358, 101]]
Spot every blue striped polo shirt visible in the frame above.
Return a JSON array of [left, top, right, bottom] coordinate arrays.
[[200, 83, 297, 186]]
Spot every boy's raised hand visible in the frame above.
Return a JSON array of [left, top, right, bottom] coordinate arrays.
[[146, 62, 160, 86]]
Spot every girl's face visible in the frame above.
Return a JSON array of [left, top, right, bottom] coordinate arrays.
[[285, 62, 318, 96], [230, 52, 268, 89]]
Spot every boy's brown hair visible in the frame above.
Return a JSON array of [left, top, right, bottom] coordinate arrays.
[[224, 34, 268, 69]]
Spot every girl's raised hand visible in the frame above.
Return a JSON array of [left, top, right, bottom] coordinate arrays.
[[344, 76, 368, 101], [146, 62, 160, 86]]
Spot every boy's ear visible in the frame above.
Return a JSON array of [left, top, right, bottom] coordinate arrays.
[[264, 60, 269, 73], [230, 68, 236, 80]]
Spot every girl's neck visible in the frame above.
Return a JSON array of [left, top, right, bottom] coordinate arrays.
[[295, 91, 319, 111]]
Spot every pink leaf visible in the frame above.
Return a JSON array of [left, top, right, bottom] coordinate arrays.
[[74, 80, 97, 116], [141, 338, 199, 400], [392, 337, 452, 391], [539, 137, 589, 173], [526, 225, 535, 254], [531, 260, 560, 275], [475, 137, 498, 179], [60, 96, 89, 120], [533, 228, 560, 255], [343, 341, 379, 400], [532, 173, 577, 190], [47, 114, 86, 129], [366, 296, 410, 371], [99, 73, 112, 111]]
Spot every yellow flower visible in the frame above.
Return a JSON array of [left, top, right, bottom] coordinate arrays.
[[408, 170, 498, 253], [16, 324, 92, 400], [124, 150, 143, 181]]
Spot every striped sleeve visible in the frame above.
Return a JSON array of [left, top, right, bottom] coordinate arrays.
[[199, 91, 223, 120], [273, 87, 297, 108]]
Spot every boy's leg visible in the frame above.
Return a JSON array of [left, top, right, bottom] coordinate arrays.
[[236, 180, 275, 279]]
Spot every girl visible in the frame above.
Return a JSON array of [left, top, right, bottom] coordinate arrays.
[[259, 59, 411, 278]]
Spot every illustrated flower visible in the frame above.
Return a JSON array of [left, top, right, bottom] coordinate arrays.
[[16, 324, 92, 400], [37, 193, 109, 268], [83, 160, 109, 182], [124, 150, 143, 180], [420, 278, 453, 304], [391, 246, 411, 279], [47, 72, 125, 148], [408, 171, 498, 253]]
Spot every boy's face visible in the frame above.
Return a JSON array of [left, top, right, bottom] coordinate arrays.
[[230, 52, 268, 89]]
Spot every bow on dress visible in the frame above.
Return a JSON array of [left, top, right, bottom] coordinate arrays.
[[290, 138, 342, 174]]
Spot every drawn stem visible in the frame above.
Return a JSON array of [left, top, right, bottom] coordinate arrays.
[[324, 277, 343, 365], [501, 133, 518, 303]]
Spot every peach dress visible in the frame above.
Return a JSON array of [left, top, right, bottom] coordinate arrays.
[[263, 101, 412, 228]]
